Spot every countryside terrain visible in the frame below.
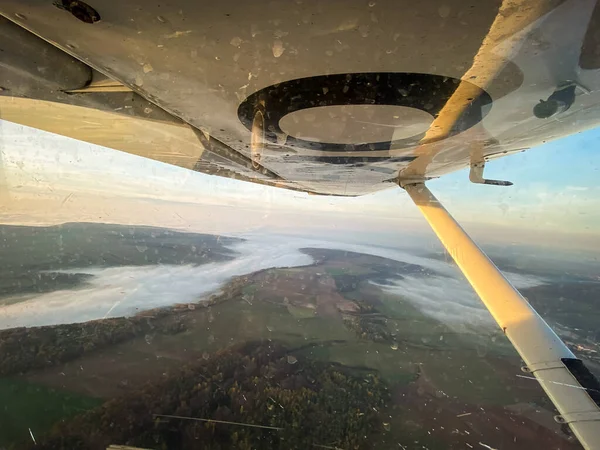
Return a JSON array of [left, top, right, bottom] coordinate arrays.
[[1, 223, 597, 449]]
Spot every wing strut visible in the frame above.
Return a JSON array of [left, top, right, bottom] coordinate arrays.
[[402, 182, 600, 450]]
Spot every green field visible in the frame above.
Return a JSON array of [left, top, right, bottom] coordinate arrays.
[[0, 378, 102, 448]]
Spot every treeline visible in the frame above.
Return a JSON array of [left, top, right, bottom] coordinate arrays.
[[0, 312, 185, 376], [22, 341, 388, 450], [0, 275, 250, 376]]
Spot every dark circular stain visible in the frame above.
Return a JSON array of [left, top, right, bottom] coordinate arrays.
[[56, 0, 101, 24], [238, 72, 492, 153]]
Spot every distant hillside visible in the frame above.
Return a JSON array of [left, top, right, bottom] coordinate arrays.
[[0, 223, 241, 298]]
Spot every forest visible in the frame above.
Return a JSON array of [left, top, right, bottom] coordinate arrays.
[[21, 341, 388, 450]]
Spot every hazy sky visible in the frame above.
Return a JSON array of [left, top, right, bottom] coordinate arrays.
[[1, 119, 599, 253]]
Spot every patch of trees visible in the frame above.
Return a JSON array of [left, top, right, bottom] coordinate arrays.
[[25, 342, 388, 450], [0, 313, 185, 376], [0, 276, 250, 377]]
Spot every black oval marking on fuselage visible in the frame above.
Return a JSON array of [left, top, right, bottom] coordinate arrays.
[[238, 72, 492, 156]]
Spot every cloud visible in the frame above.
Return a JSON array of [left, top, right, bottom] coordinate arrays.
[[565, 186, 590, 192], [0, 234, 545, 332], [375, 269, 546, 332], [0, 239, 314, 329]]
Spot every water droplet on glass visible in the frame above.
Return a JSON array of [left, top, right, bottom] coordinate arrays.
[[391, 342, 399, 350], [276, 132, 288, 145], [272, 40, 285, 57], [230, 36, 242, 47], [383, 422, 391, 431], [368, 1, 376, 6], [358, 24, 370, 38], [287, 355, 298, 365], [202, 352, 210, 360], [438, 5, 451, 18], [145, 334, 154, 345]]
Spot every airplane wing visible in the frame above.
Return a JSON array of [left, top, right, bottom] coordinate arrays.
[[2, 0, 600, 197]]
